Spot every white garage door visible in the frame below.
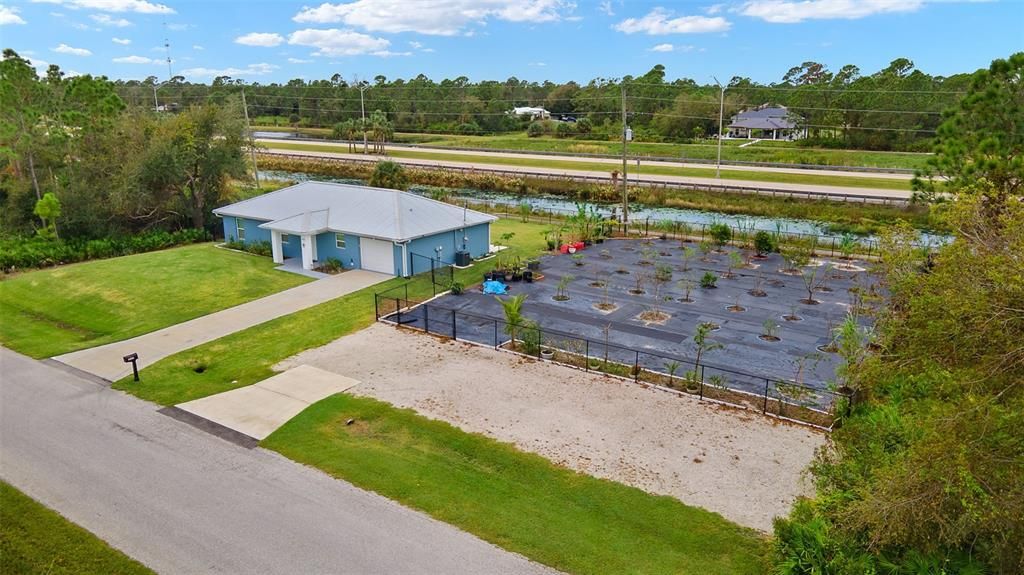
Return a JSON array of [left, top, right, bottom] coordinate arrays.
[[359, 238, 395, 275]]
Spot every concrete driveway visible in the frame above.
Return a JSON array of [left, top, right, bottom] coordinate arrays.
[[0, 348, 556, 574], [53, 269, 391, 381], [176, 364, 358, 440]]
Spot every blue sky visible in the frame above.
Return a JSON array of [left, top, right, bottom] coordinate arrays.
[[1, 0, 1021, 84]]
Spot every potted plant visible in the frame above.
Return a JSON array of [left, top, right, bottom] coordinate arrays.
[[526, 258, 541, 271], [541, 347, 555, 360]]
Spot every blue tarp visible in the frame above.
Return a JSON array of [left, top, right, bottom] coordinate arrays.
[[482, 280, 508, 295]]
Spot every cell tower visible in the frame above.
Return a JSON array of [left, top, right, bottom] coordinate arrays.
[[163, 22, 173, 79]]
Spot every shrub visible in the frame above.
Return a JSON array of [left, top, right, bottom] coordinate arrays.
[[319, 257, 343, 273], [754, 230, 777, 256], [526, 122, 545, 138], [709, 223, 732, 248], [700, 271, 718, 288], [0, 228, 211, 273], [449, 281, 465, 295]]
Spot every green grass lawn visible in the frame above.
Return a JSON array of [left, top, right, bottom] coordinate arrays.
[[112, 220, 544, 405], [0, 243, 310, 358], [253, 125, 930, 170], [264, 141, 913, 192], [0, 481, 154, 575], [264, 395, 766, 575]]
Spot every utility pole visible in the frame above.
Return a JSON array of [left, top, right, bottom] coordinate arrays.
[[241, 87, 260, 187], [620, 82, 629, 224], [357, 78, 368, 154], [713, 75, 725, 179]]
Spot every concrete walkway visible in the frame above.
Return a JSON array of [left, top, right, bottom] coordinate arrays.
[[54, 269, 391, 381], [176, 365, 359, 440], [0, 348, 556, 574]]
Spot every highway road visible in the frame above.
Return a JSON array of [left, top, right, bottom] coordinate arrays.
[[258, 144, 914, 202], [0, 348, 556, 575]]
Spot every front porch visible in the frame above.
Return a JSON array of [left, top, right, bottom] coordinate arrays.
[[275, 257, 330, 279]]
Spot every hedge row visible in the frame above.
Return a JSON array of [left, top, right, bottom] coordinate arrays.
[[0, 228, 211, 273]]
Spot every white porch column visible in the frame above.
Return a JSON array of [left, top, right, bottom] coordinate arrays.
[[300, 234, 314, 270], [310, 234, 318, 262], [270, 230, 283, 264]]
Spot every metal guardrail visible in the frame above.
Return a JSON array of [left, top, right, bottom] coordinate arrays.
[[256, 150, 912, 206], [254, 132, 921, 175]]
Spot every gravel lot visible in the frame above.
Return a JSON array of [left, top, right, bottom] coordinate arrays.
[[278, 323, 827, 531]]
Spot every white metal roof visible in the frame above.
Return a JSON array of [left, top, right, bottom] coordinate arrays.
[[213, 181, 497, 242]]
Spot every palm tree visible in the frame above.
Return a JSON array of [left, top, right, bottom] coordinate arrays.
[[497, 294, 528, 346]]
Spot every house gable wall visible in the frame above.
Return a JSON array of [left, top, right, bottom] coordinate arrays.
[[315, 232, 362, 269]]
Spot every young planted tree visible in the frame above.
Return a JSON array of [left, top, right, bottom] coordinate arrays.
[[496, 293, 528, 346], [630, 271, 648, 295], [760, 319, 780, 341], [709, 222, 732, 251], [754, 230, 776, 258], [553, 274, 574, 301], [800, 264, 824, 305], [680, 246, 696, 271], [725, 251, 743, 279], [749, 272, 767, 297], [678, 277, 695, 303], [691, 322, 724, 382], [33, 192, 61, 239]]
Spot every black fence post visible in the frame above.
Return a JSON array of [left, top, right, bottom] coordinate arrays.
[[452, 310, 457, 340], [396, 298, 401, 326], [374, 294, 379, 320], [763, 379, 770, 413], [494, 320, 499, 349], [699, 364, 705, 399], [423, 304, 429, 334], [634, 351, 640, 382], [585, 340, 590, 372]]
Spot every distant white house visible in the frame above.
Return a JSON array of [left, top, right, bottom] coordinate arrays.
[[727, 105, 806, 140], [509, 106, 550, 120]]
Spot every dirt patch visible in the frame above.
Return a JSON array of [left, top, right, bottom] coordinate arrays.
[[278, 323, 826, 532]]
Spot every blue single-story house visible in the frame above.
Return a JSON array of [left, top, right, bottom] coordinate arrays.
[[212, 181, 496, 276]]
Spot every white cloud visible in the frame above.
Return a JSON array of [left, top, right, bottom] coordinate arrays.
[[112, 36, 131, 44], [91, 13, 131, 26], [705, 3, 725, 14], [52, 43, 92, 56], [287, 28, 391, 56], [615, 8, 731, 34], [529, 61, 546, 66], [293, 0, 574, 36], [598, 1, 614, 16], [0, 4, 26, 24], [287, 57, 313, 63], [113, 54, 156, 63], [50, 11, 64, 16], [740, 0, 924, 23], [409, 40, 423, 49], [179, 62, 279, 78], [166, 22, 189, 30], [192, 44, 204, 50], [650, 43, 674, 52], [235, 32, 284, 47], [29, 58, 51, 75], [31, 0, 175, 14]]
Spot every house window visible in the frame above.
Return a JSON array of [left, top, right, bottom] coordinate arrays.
[[335, 234, 346, 249], [236, 219, 245, 241], [281, 233, 289, 244]]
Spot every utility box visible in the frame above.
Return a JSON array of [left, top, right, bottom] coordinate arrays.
[[454, 250, 472, 267]]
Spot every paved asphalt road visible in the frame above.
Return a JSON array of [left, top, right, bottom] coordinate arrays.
[[258, 144, 913, 201], [254, 136, 916, 180], [0, 348, 555, 575]]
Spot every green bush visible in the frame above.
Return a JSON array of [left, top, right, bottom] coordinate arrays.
[[700, 271, 718, 288], [0, 229, 211, 273], [754, 230, 777, 256], [709, 223, 732, 248], [526, 122, 545, 138]]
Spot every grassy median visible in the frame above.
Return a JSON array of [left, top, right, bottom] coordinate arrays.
[[0, 481, 153, 575], [264, 394, 766, 575]]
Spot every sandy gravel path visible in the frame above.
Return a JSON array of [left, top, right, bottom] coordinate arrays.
[[278, 323, 827, 531]]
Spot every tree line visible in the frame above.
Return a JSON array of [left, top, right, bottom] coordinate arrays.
[[114, 58, 974, 152], [1, 49, 248, 240]]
